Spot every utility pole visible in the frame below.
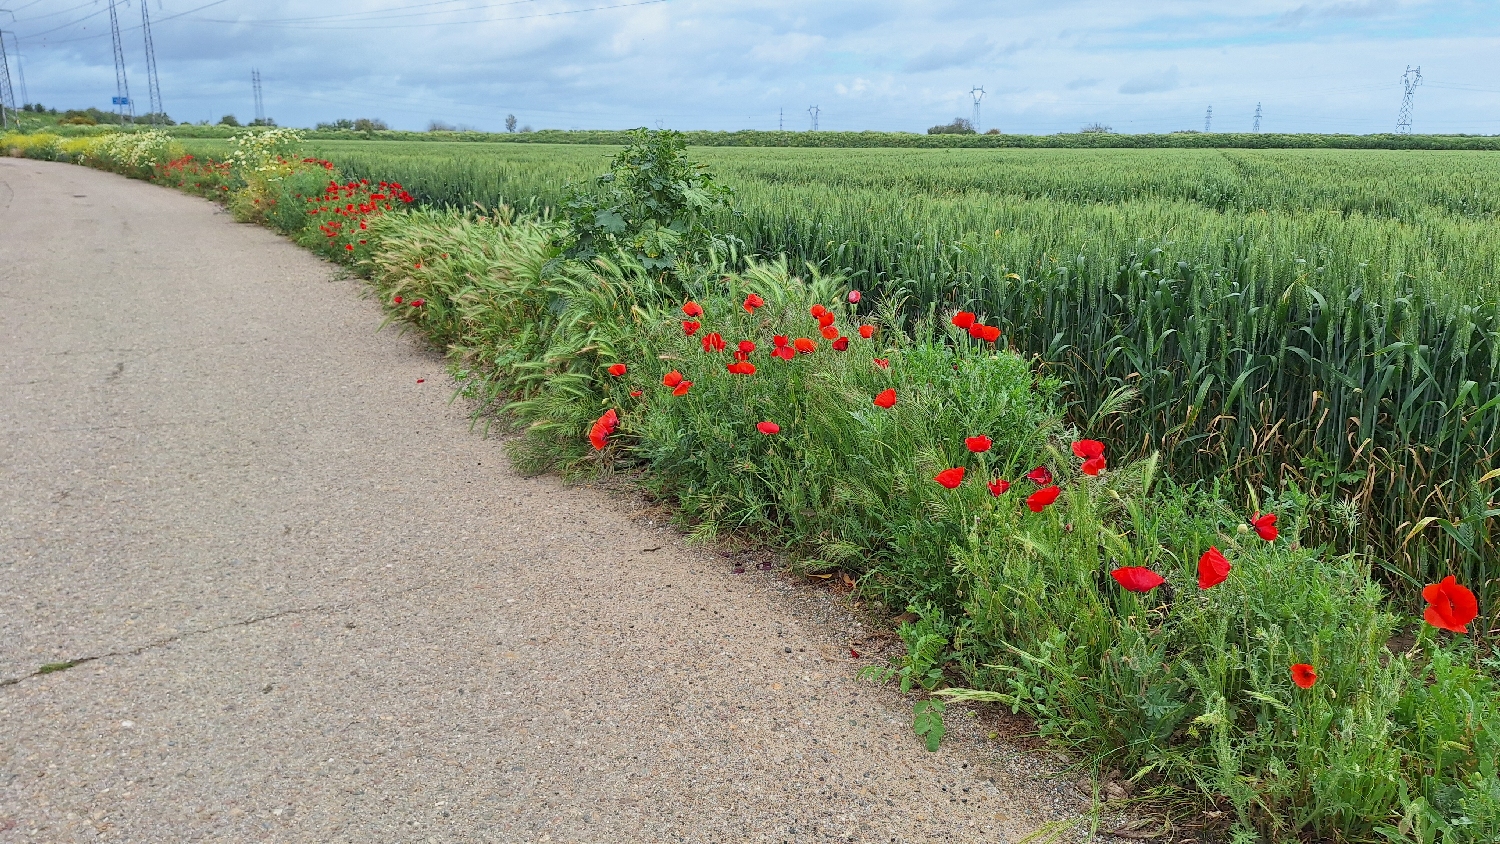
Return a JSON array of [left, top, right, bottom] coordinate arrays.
[[807, 105, 819, 131], [252, 69, 265, 124], [969, 85, 985, 133], [779, 107, 783, 131], [107, 0, 133, 124], [1397, 65, 1422, 134], [1253, 102, 1262, 133], [0, 28, 13, 130], [141, 0, 164, 125], [1204, 105, 1212, 132]]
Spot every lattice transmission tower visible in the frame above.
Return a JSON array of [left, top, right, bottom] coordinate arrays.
[[141, 0, 164, 125], [1253, 102, 1262, 133], [252, 69, 265, 124], [1204, 105, 1212, 132], [969, 85, 985, 133], [0, 29, 15, 130], [1396, 66, 1422, 134], [807, 104, 819, 131], [107, 0, 133, 123]]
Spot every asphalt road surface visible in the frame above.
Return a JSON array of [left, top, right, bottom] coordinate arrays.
[[0, 158, 1083, 843]]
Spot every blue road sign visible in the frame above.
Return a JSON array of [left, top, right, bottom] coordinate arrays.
[[112, 96, 130, 105]]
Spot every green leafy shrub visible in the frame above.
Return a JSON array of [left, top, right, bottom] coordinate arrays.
[[562, 128, 735, 276]]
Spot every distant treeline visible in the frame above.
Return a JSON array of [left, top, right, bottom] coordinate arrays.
[[47, 123, 1500, 150]]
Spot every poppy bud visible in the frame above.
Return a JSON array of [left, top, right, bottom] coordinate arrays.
[[847, 290, 862, 303]]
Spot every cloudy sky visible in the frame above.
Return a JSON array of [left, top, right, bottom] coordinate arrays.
[[4, 0, 1498, 134]]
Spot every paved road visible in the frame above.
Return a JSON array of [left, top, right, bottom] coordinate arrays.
[[0, 159, 1078, 842]]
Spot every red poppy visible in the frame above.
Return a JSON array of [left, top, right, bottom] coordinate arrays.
[[873, 358, 889, 369], [810, 304, 829, 318], [1082, 457, 1107, 476], [410, 299, 425, 308], [817, 312, 836, 329], [672, 381, 693, 397], [965, 435, 992, 453], [738, 340, 756, 354], [743, 293, 765, 312], [793, 338, 817, 354], [588, 409, 619, 450], [1026, 485, 1061, 512], [630, 390, 643, 397], [662, 370, 684, 388], [821, 325, 840, 340], [607, 364, 627, 377], [1072, 440, 1105, 460], [873, 388, 897, 409], [1111, 566, 1165, 593], [682, 302, 703, 317], [1026, 466, 1054, 485], [832, 337, 850, 351], [1290, 664, 1318, 689], [393, 295, 403, 304], [934, 467, 966, 489], [1197, 547, 1231, 590], [1423, 576, 1479, 633], [416, 379, 424, 384], [979, 325, 1001, 343], [757, 421, 780, 435], [414, 261, 421, 268], [858, 325, 875, 339], [727, 361, 756, 375], [772, 346, 796, 361], [1251, 513, 1278, 542], [345, 243, 355, 251], [967, 324, 986, 339], [682, 320, 701, 336], [952, 311, 976, 330], [701, 332, 726, 353], [773, 335, 789, 347], [988, 479, 1010, 496], [848, 290, 862, 303], [733, 350, 749, 362]]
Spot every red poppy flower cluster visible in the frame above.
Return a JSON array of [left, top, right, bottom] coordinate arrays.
[[152, 154, 234, 197], [305, 177, 414, 257], [950, 311, 1002, 344]]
